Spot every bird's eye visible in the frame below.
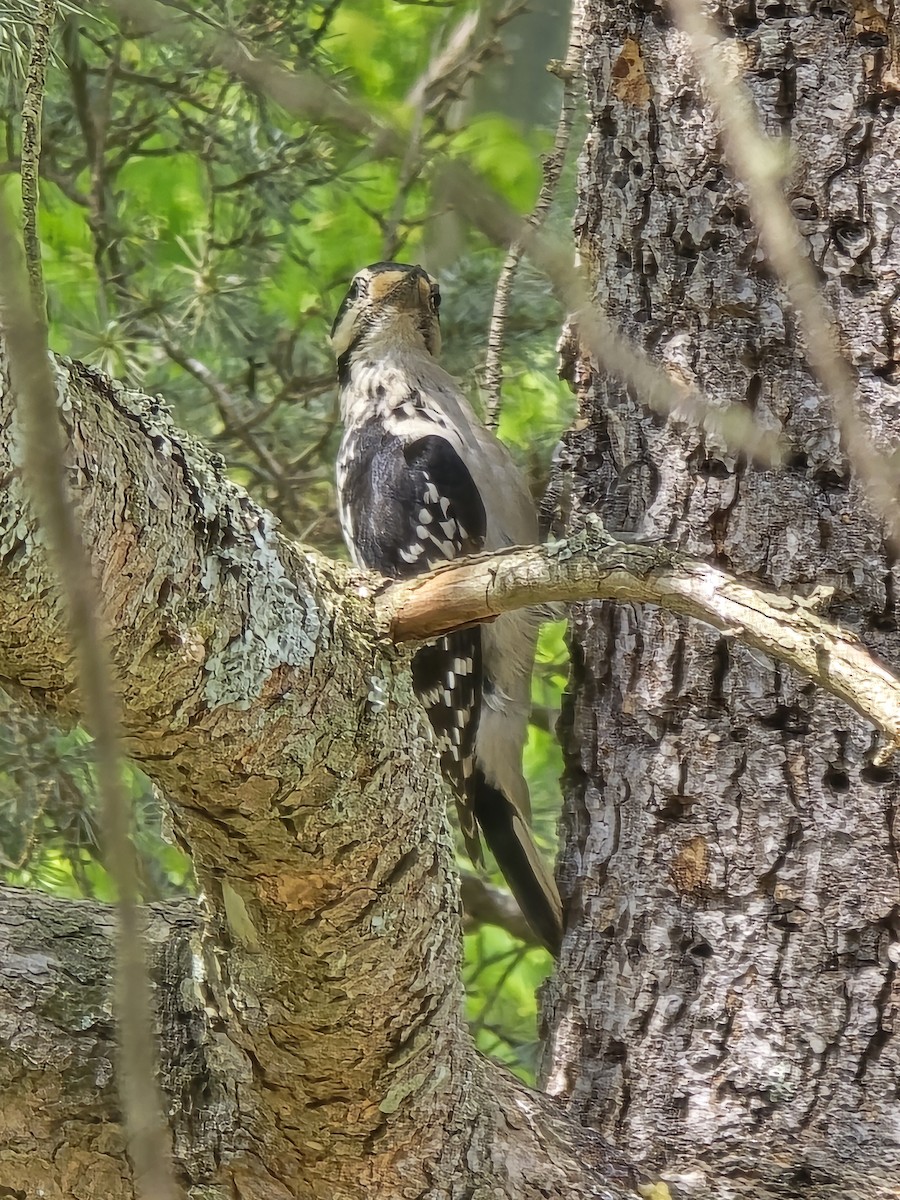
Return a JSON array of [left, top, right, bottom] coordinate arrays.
[[347, 279, 361, 302], [430, 290, 441, 313]]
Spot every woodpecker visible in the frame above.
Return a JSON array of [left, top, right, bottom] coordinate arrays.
[[332, 261, 563, 955]]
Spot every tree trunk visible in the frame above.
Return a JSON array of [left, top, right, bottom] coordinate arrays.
[[543, 2, 900, 1197]]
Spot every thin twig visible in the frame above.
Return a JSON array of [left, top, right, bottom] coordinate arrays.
[[63, 19, 123, 321], [20, 0, 57, 319], [468, 944, 531, 1034], [483, 0, 584, 428], [382, 2, 527, 259], [671, 0, 900, 542], [381, 104, 427, 261], [150, 325, 288, 484], [0, 202, 182, 1200]]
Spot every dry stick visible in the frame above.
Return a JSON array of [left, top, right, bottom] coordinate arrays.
[[382, 105, 427, 262], [376, 520, 900, 759], [483, 0, 584, 428], [20, 0, 57, 317], [100, 0, 784, 466], [381, 9, 475, 259], [671, 0, 900, 542], [0, 207, 181, 1200]]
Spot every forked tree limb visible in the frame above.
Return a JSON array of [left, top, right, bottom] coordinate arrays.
[[377, 517, 900, 758]]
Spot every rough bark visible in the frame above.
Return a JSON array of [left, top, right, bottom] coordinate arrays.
[[0, 886, 634, 1200], [542, 3, 900, 1198], [0, 351, 634, 1198]]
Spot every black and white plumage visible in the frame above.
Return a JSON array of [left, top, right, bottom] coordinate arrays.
[[332, 261, 563, 955]]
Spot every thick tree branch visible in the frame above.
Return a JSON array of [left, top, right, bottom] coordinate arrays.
[[0, 887, 198, 1197], [0, 347, 637, 1198], [378, 518, 900, 758], [0, 886, 636, 1198]]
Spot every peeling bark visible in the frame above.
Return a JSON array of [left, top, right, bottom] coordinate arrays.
[[542, 3, 900, 1198]]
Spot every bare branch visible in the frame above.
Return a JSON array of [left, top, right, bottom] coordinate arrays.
[[20, 0, 56, 318], [150, 326, 289, 485], [483, 0, 584, 427], [377, 517, 900, 760]]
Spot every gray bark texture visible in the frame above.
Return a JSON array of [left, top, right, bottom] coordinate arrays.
[[541, 1, 900, 1198]]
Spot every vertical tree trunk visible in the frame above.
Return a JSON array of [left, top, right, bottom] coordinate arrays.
[[543, 1, 900, 1194]]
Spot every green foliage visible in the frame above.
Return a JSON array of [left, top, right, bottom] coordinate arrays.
[[527, 619, 570, 845], [464, 927, 554, 1081], [0, 695, 193, 902], [452, 114, 545, 210], [3, 0, 576, 1082], [329, 0, 459, 99]]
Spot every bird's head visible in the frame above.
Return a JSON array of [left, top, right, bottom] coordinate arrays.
[[330, 262, 442, 372]]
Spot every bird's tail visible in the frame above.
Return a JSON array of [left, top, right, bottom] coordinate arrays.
[[472, 769, 563, 956]]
